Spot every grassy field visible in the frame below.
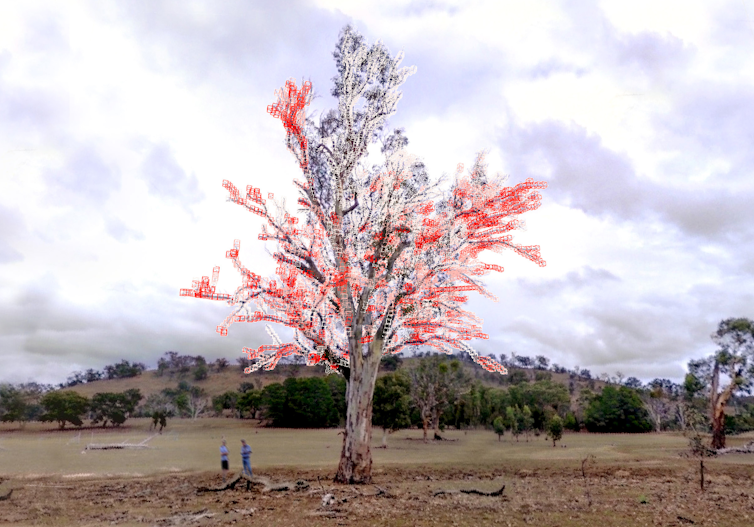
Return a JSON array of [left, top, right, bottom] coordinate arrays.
[[2, 420, 754, 526]]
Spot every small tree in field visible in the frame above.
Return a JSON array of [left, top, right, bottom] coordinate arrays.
[[180, 24, 547, 484], [493, 415, 505, 441], [547, 415, 563, 447]]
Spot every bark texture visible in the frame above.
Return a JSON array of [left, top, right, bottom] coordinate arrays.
[[334, 351, 381, 484]]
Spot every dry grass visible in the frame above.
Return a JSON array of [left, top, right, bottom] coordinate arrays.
[[3, 421, 754, 525]]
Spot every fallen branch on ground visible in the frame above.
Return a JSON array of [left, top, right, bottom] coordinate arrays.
[[433, 484, 505, 497], [714, 440, 754, 455], [83, 434, 157, 451], [0, 489, 13, 501], [196, 474, 309, 494]]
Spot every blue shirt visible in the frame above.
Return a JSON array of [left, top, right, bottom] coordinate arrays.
[[220, 445, 228, 461], [241, 444, 251, 460]]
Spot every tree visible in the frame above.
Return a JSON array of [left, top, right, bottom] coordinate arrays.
[[179, 24, 547, 484], [237, 389, 262, 420], [283, 377, 340, 427], [193, 364, 209, 381], [409, 356, 467, 442], [624, 377, 643, 389], [641, 385, 673, 432], [379, 354, 402, 372], [547, 415, 563, 447], [535, 355, 550, 370], [103, 360, 146, 380], [40, 391, 89, 429], [142, 392, 175, 433], [506, 406, 520, 441], [0, 384, 28, 424], [583, 386, 652, 433], [687, 318, 754, 449], [213, 391, 240, 417], [260, 383, 287, 425], [372, 371, 411, 447], [492, 416, 505, 441], [521, 404, 534, 441], [214, 357, 230, 372], [90, 390, 142, 427]]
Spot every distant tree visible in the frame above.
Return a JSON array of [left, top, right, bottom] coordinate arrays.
[[260, 383, 287, 426], [64, 371, 86, 387], [213, 391, 239, 417], [534, 371, 552, 382], [0, 384, 28, 424], [156, 357, 169, 377], [521, 405, 534, 441], [193, 364, 209, 381], [409, 355, 467, 442], [214, 357, 230, 372], [326, 375, 347, 425], [237, 389, 263, 420], [506, 406, 520, 441], [90, 389, 142, 427], [40, 391, 89, 429], [283, 377, 340, 428], [547, 415, 564, 447], [563, 412, 579, 431], [236, 356, 250, 373], [624, 377, 643, 389], [238, 381, 257, 394], [579, 368, 592, 380], [379, 354, 403, 372], [516, 356, 534, 369], [568, 380, 575, 395], [687, 318, 754, 449], [615, 371, 625, 385], [492, 415, 505, 441], [584, 386, 652, 433], [508, 370, 528, 385], [84, 369, 104, 383], [535, 355, 550, 370], [103, 360, 146, 380], [372, 371, 411, 447]]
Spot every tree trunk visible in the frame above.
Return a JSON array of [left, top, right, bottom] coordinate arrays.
[[334, 351, 381, 484], [422, 418, 429, 443], [711, 378, 737, 450], [711, 403, 727, 450], [382, 428, 387, 448]]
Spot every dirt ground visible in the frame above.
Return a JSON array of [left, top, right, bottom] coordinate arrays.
[[2, 462, 754, 526]]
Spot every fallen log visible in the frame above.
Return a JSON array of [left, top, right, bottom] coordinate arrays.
[[433, 484, 505, 497], [83, 434, 157, 451], [714, 440, 754, 455], [0, 489, 12, 501], [196, 474, 309, 494]]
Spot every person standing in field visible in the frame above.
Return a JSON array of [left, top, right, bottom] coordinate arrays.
[[220, 439, 229, 483], [241, 439, 252, 478]]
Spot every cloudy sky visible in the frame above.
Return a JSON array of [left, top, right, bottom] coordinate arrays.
[[1, 0, 752, 386]]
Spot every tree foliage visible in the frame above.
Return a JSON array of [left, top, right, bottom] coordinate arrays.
[[372, 371, 411, 446], [40, 391, 90, 429], [547, 415, 564, 446], [583, 386, 652, 433], [90, 389, 143, 427]]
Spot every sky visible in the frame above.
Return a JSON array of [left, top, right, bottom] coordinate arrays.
[[1, 0, 752, 386]]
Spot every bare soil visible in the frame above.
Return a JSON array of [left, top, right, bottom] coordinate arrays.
[[2, 462, 754, 526]]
